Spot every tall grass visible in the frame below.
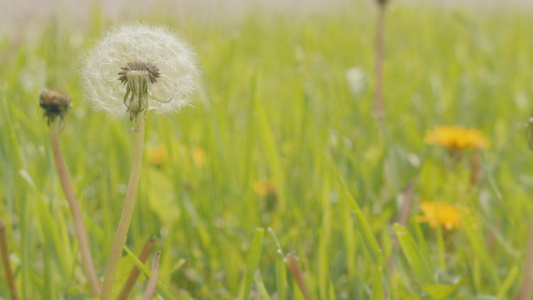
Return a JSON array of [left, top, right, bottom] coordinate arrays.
[[1, 2, 533, 298]]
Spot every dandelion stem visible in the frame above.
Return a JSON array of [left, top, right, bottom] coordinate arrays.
[[116, 236, 156, 300], [516, 210, 533, 300], [49, 121, 101, 296], [142, 251, 161, 300], [373, 3, 386, 131], [101, 115, 146, 300], [0, 220, 20, 300]]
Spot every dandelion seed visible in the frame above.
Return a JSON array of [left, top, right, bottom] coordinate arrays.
[[80, 24, 200, 120]]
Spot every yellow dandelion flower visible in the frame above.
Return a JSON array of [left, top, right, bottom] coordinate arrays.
[[191, 147, 207, 167], [253, 180, 276, 196], [416, 201, 462, 231], [148, 144, 168, 166], [425, 126, 489, 150]]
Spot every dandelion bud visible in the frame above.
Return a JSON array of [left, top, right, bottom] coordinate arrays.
[[80, 24, 200, 121], [39, 88, 72, 124]]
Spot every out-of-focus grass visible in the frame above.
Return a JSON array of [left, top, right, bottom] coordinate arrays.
[[1, 2, 533, 299]]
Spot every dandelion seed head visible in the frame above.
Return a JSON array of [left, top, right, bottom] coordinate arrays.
[[80, 24, 200, 117]]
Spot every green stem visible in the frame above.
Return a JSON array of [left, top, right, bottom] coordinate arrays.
[[101, 115, 146, 300], [50, 122, 101, 296]]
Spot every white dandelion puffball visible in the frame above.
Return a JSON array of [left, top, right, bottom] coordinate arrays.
[[81, 24, 200, 116]]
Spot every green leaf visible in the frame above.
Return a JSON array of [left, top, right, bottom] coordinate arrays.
[[371, 250, 384, 300], [497, 266, 518, 299], [146, 168, 179, 227], [423, 282, 462, 300], [123, 246, 176, 300], [461, 210, 500, 287], [268, 228, 287, 300], [239, 228, 265, 300], [394, 224, 435, 284], [255, 272, 272, 300], [340, 177, 380, 264], [254, 79, 287, 212]]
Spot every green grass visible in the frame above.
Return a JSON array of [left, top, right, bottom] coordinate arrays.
[[1, 2, 533, 299]]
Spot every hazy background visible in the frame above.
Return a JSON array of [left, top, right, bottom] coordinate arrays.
[[1, 0, 531, 31]]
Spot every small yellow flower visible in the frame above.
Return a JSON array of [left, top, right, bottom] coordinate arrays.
[[191, 147, 206, 167], [417, 201, 462, 231], [425, 126, 489, 150], [253, 180, 276, 196], [148, 144, 168, 166]]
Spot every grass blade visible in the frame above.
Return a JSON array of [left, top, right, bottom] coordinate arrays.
[[371, 250, 384, 300], [394, 224, 435, 284], [340, 177, 380, 264], [268, 228, 287, 300], [239, 228, 265, 300], [123, 246, 176, 300]]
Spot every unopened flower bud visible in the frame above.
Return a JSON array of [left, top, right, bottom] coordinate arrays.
[[39, 88, 72, 124]]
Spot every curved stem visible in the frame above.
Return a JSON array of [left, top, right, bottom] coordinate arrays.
[[0, 220, 20, 300], [516, 211, 533, 300], [116, 236, 156, 300], [49, 122, 101, 296], [142, 251, 161, 300], [101, 115, 146, 300]]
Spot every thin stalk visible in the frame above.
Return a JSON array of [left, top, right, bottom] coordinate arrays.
[[116, 236, 156, 300], [470, 150, 481, 186], [142, 251, 161, 300], [515, 211, 533, 300], [373, 4, 386, 130], [284, 252, 310, 300], [101, 115, 146, 300], [0, 220, 20, 300], [49, 122, 101, 296]]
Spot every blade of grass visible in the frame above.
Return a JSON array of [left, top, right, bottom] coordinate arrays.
[[255, 272, 272, 300], [461, 209, 500, 288], [253, 80, 287, 212], [394, 224, 435, 284], [123, 245, 176, 300], [268, 228, 287, 300], [371, 250, 384, 300], [117, 236, 156, 300], [239, 228, 265, 300], [340, 176, 380, 264], [498, 265, 518, 300]]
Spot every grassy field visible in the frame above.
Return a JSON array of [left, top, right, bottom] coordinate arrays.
[[1, 1, 533, 299]]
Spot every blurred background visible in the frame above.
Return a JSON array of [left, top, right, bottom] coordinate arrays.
[[1, 0, 533, 299], [1, 0, 532, 31]]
